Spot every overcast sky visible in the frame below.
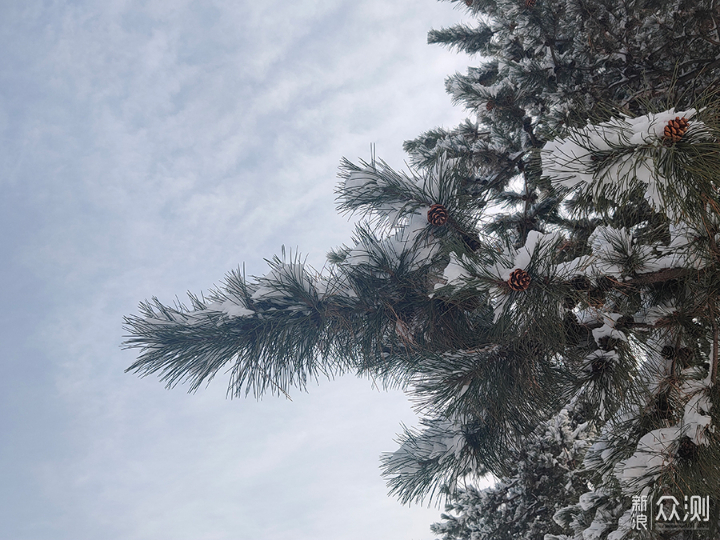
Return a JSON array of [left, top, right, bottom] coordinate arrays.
[[0, 1, 478, 538]]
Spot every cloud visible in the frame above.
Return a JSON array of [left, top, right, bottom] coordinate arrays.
[[0, 0, 475, 538]]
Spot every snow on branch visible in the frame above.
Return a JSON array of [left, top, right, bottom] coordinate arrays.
[[122, 257, 356, 398], [336, 153, 462, 230], [542, 109, 702, 221], [381, 415, 484, 504]]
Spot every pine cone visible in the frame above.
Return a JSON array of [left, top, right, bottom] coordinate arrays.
[[525, 0, 536, 6], [486, 100, 495, 111], [677, 436, 698, 461], [508, 268, 531, 291], [660, 346, 693, 366], [461, 232, 482, 251], [427, 203, 449, 226], [662, 117, 689, 143], [464, 0, 473, 5]]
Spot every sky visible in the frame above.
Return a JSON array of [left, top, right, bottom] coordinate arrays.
[[0, 1, 479, 538]]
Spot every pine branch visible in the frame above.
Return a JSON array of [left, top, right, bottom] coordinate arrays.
[[381, 415, 489, 504], [427, 23, 494, 55], [123, 262, 359, 397]]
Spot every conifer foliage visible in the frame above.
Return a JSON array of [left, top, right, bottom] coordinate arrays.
[[431, 403, 594, 540], [123, 0, 720, 538]]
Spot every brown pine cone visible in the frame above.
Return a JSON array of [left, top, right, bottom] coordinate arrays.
[[427, 203, 449, 226], [486, 100, 495, 111], [465, 0, 473, 5], [508, 268, 531, 291], [525, 0, 536, 6], [662, 116, 689, 143]]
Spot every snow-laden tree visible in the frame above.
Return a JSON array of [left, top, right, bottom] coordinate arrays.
[[416, 105, 720, 540], [123, 0, 720, 538], [537, 107, 720, 540], [430, 402, 594, 540]]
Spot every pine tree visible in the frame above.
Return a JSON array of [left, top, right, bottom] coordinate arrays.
[[430, 402, 594, 540], [122, 1, 720, 538]]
